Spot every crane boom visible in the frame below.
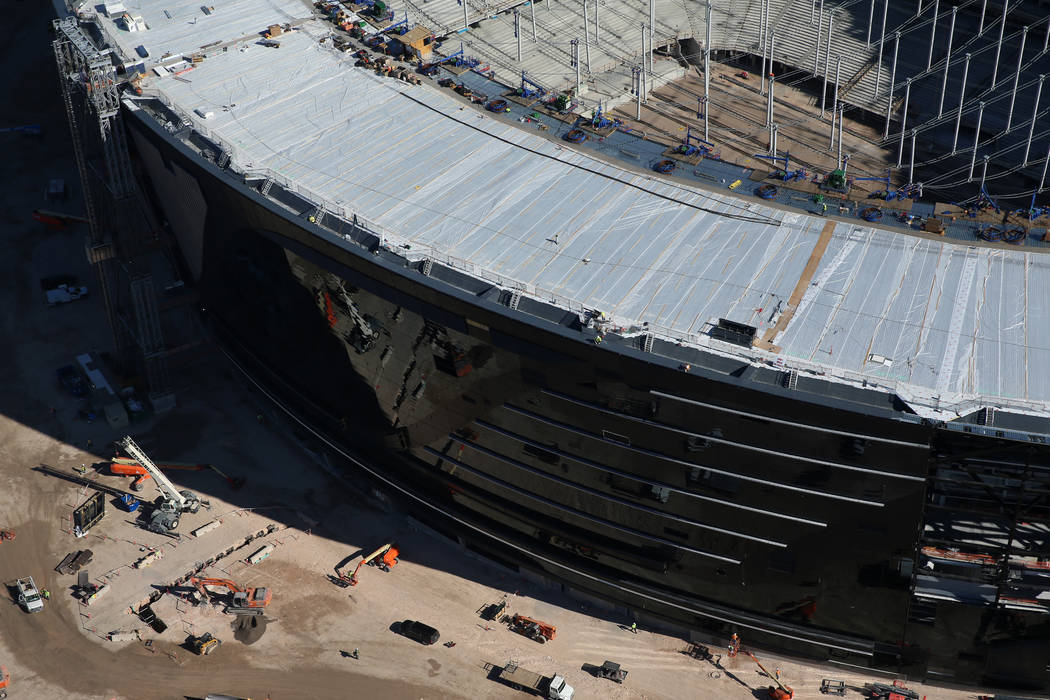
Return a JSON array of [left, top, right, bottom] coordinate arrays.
[[118, 436, 185, 507]]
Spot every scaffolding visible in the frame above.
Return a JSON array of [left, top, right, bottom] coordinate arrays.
[[52, 16, 180, 410]]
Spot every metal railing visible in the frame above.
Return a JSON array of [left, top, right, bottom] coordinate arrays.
[[144, 84, 1050, 424]]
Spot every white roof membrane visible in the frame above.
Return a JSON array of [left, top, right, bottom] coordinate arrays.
[[100, 9, 1050, 417]]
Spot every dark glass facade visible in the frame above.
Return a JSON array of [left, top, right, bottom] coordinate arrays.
[[126, 105, 1050, 692]]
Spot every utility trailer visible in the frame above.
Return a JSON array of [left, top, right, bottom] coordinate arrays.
[[497, 661, 574, 699]]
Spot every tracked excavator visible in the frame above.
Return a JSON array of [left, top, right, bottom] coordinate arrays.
[[189, 577, 272, 614]]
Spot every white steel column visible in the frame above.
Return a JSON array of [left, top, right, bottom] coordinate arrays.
[[938, 7, 957, 116], [640, 23, 645, 75], [908, 129, 917, 184], [897, 77, 911, 167], [635, 67, 641, 119], [531, 1, 537, 41], [991, 1, 1008, 87], [1024, 75, 1045, 164], [761, 0, 768, 60], [768, 73, 775, 127], [978, 0, 987, 35], [515, 10, 521, 61], [830, 100, 837, 147], [952, 53, 971, 153], [833, 56, 841, 118], [761, 4, 768, 96], [1045, 16, 1050, 52], [772, 123, 779, 156], [969, 101, 985, 181], [884, 32, 900, 139], [867, 0, 875, 47], [815, 11, 823, 74], [837, 103, 844, 164], [1006, 26, 1029, 132], [821, 12, 833, 117], [463, 0, 468, 32], [594, 0, 599, 42], [926, 0, 939, 70], [649, 0, 655, 74], [705, 0, 712, 141], [979, 154, 990, 191], [874, 0, 889, 93], [1040, 141, 1050, 191], [573, 39, 581, 95], [583, 1, 591, 71]]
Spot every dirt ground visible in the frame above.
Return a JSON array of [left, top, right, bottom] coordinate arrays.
[[612, 60, 908, 192], [0, 3, 1006, 700]]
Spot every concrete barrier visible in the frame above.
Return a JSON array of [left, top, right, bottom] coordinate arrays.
[[107, 629, 141, 642], [192, 519, 223, 538], [134, 549, 163, 569], [246, 544, 273, 565], [84, 583, 110, 605]]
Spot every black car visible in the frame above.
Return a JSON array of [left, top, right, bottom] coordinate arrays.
[[399, 619, 439, 645]]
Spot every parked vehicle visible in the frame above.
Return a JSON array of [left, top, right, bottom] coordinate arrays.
[[189, 632, 221, 655], [45, 283, 88, 305], [497, 660, 574, 699], [596, 660, 628, 684], [14, 576, 44, 613], [399, 619, 439, 645]]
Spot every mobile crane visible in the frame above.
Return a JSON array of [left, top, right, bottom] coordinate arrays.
[[117, 436, 208, 534], [189, 577, 272, 614], [335, 543, 400, 586]]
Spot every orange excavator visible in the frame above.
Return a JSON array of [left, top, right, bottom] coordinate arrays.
[[335, 543, 400, 586], [109, 457, 246, 491], [188, 577, 272, 613], [746, 650, 793, 699]]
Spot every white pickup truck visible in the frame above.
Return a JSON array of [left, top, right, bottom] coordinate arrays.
[[497, 661, 574, 699], [15, 576, 44, 613]]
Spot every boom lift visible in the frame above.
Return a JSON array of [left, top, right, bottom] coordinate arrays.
[[117, 436, 208, 534], [336, 543, 400, 586], [509, 614, 557, 643], [189, 577, 272, 614], [746, 650, 793, 699], [108, 456, 246, 491]]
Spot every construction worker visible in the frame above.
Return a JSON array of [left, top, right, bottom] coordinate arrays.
[[630, 622, 637, 634], [821, 202, 828, 216], [352, 648, 359, 659], [775, 667, 782, 681], [42, 589, 50, 600]]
